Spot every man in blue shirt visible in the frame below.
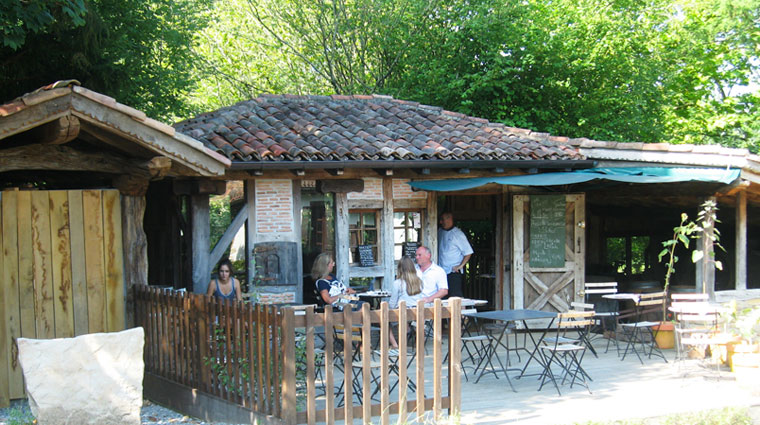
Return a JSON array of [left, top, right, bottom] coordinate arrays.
[[437, 212, 473, 299]]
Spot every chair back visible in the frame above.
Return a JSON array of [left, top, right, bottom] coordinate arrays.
[[557, 310, 596, 329], [583, 282, 618, 296], [670, 293, 708, 311], [570, 301, 594, 312]]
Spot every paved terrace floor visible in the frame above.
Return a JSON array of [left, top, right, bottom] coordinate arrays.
[[332, 332, 760, 425]]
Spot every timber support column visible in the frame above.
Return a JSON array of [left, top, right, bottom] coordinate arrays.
[[121, 195, 148, 327], [191, 194, 210, 294], [736, 191, 747, 290]]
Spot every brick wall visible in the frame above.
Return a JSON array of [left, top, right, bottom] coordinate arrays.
[[393, 179, 427, 199], [257, 292, 296, 304], [255, 179, 293, 233], [347, 177, 383, 200]]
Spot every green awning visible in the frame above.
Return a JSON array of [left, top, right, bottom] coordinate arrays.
[[407, 167, 741, 192]]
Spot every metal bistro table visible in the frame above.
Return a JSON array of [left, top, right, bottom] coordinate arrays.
[[465, 309, 558, 386], [356, 290, 391, 309]]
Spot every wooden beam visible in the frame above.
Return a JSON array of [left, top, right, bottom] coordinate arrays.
[[317, 179, 364, 194], [172, 180, 226, 195], [0, 91, 72, 140], [326, 169, 344, 176], [244, 181, 256, 289], [382, 178, 394, 289], [335, 193, 350, 286], [209, 204, 248, 268], [290, 169, 305, 177], [190, 194, 210, 293], [0, 144, 150, 177], [425, 192, 438, 264], [374, 168, 393, 176], [121, 195, 147, 328], [14, 115, 81, 145], [736, 191, 747, 290]]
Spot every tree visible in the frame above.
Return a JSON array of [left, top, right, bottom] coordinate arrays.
[[1, 0, 87, 50], [0, 0, 210, 122]]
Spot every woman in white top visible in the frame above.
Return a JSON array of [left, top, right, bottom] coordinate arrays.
[[388, 257, 424, 348]]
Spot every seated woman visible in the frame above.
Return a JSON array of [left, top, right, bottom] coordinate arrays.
[[206, 259, 242, 301], [388, 257, 424, 348], [311, 252, 358, 310]]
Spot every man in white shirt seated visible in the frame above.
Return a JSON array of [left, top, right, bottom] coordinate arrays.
[[415, 245, 448, 303]]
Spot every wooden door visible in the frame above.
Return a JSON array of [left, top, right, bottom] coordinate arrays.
[[1, 189, 125, 403], [512, 194, 585, 312]]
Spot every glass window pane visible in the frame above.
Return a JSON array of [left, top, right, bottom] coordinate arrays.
[[349, 212, 360, 227], [363, 212, 376, 227], [394, 245, 402, 259], [411, 212, 421, 228], [394, 212, 405, 226], [408, 229, 419, 242], [394, 229, 406, 243], [363, 230, 377, 244]]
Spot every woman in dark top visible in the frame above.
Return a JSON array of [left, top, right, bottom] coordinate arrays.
[[206, 259, 242, 301], [311, 252, 357, 309]]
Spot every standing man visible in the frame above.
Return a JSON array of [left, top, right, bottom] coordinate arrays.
[[438, 211, 473, 299], [415, 246, 448, 303]]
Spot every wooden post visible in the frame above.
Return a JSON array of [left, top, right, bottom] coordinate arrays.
[[121, 195, 147, 328], [512, 195, 525, 310], [496, 191, 505, 310], [433, 299, 442, 422], [736, 191, 747, 290], [293, 181, 304, 302], [191, 194, 210, 293], [448, 298, 461, 417], [281, 307, 297, 425], [382, 178, 394, 289], [245, 181, 256, 290], [424, 192, 438, 263], [335, 193, 349, 286]]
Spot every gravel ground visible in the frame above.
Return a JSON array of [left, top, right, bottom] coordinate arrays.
[[0, 399, 244, 425]]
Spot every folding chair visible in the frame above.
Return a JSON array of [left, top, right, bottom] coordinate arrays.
[[570, 302, 599, 357], [580, 281, 619, 354], [671, 294, 721, 375], [539, 310, 595, 396], [458, 309, 493, 381], [620, 291, 668, 364]]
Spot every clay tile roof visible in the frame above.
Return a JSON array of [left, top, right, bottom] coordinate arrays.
[[174, 95, 584, 163]]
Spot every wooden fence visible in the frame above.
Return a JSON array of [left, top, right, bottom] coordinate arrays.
[[134, 286, 462, 425]]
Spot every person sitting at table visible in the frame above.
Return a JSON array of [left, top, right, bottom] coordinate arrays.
[[206, 259, 242, 301], [311, 252, 360, 311], [415, 246, 448, 303], [388, 256, 424, 348]]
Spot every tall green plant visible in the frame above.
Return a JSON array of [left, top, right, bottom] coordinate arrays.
[[658, 199, 723, 320]]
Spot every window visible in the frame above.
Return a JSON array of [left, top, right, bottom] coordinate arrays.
[[394, 210, 422, 259], [349, 210, 379, 264], [606, 236, 650, 275], [301, 184, 334, 273]]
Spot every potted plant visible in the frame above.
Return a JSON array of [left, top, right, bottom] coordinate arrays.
[[656, 200, 723, 349]]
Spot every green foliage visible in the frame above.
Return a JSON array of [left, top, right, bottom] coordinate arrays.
[[203, 325, 250, 396], [1, 0, 87, 50], [209, 195, 231, 251], [5, 404, 35, 425], [0, 0, 210, 122]]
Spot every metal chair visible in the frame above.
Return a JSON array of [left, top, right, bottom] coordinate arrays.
[[539, 310, 595, 395], [671, 293, 722, 375], [580, 281, 619, 354], [620, 291, 668, 364]]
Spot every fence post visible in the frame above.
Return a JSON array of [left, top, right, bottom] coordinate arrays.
[[448, 297, 461, 417], [281, 307, 297, 425], [194, 294, 210, 393]]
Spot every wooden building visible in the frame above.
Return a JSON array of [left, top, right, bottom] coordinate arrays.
[[172, 94, 760, 310], [0, 81, 229, 405]]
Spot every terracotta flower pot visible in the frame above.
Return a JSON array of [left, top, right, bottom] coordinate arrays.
[[653, 322, 675, 349]]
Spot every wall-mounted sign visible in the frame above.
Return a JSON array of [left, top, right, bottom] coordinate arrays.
[[529, 195, 566, 268], [358, 245, 375, 267]]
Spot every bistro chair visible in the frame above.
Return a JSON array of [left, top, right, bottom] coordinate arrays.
[[620, 291, 668, 364], [670, 293, 722, 375], [539, 310, 596, 396], [458, 309, 493, 381], [580, 281, 620, 354]]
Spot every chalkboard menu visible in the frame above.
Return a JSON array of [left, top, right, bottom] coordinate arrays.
[[358, 245, 375, 267], [529, 195, 566, 268], [402, 242, 420, 261]]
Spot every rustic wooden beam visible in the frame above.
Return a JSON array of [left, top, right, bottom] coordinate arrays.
[[0, 90, 72, 140], [190, 194, 210, 293], [317, 179, 364, 194], [244, 180, 256, 288], [121, 195, 147, 327], [16, 115, 81, 145], [382, 178, 394, 289], [172, 180, 226, 195], [335, 193, 350, 286], [326, 169, 344, 176], [0, 144, 150, 177], [113, 175, 150, 197], [736, 191, 747, 290], [209, 204, 248, 269], [374, 168, 393, 176]]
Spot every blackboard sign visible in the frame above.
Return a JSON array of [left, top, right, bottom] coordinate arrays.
[[529, 195, 566, 268], [358, 245, 375, 267], [402, 242, 420, 260]]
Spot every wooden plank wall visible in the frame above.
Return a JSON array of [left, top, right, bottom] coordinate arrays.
[[0, 189, 126, 404]]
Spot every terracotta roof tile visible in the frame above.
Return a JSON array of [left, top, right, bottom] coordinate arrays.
[[174, 94, 584, 163]]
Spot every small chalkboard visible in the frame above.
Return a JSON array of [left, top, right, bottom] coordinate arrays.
[[529, 195, 566, 268], [402, 242, 420, 260], [358, 245, 375, 267]]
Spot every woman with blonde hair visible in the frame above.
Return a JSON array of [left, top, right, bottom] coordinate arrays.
[[388, 256, 424, 348], [311, 252, 357, 309]]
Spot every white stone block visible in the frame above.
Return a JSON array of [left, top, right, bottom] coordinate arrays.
[[17, 327, 145, 425]]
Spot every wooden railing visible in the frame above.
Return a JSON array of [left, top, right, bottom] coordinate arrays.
[[134, 286, 462, 425]]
